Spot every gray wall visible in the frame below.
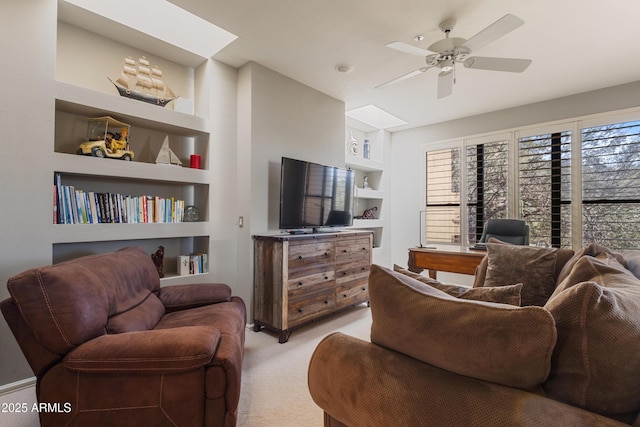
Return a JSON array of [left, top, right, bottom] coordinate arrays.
[[237, 62, 346, 319], [0, 0, 57, 386]]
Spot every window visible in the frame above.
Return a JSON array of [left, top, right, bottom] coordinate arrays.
[[423, 110, 640, 250], [424, 138, 508, 245], [518, 130, 572, 248], [581, 119, 640, 250], [425, 147, 461, 243], [466, 140, 509, 244]]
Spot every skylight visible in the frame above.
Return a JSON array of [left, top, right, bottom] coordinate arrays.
[[63, 0, 237, 59], [345, 105, 407, 130]]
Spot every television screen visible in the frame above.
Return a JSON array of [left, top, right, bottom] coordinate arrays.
[[279, 157, 355, 231]]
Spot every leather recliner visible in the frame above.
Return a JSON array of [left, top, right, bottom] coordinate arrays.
[[1, 247, 246, 427]]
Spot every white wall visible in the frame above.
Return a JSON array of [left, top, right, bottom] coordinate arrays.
[[236, 62, 346, 318], [390, 81, 640, 273]]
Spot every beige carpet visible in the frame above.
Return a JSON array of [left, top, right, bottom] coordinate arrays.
[[0, 305, 371, 427], [237, 305, 372, 427]]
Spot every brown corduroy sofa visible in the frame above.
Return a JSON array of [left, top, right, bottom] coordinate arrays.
[[1, 247, 246, 427], [309, 242, 640, 426]]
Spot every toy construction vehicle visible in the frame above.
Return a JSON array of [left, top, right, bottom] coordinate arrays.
[[76, 116, 134, 161]]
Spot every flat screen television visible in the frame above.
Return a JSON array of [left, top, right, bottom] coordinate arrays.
[[279, 157, 355, 232]]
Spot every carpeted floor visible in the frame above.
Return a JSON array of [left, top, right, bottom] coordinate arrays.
[[0, 305, 372, 427], [237, 305, 372, 427]]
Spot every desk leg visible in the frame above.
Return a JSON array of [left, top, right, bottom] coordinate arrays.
[[407, 251, 423, 274], [428, 270, 437, 280]]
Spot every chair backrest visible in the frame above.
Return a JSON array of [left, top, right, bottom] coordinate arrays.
[[4, 247, 163, 359], [478, 219, 529, 245]]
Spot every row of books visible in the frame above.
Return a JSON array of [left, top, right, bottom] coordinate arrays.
[[177, 253, 209, 275], [54, 175, 187, 225]]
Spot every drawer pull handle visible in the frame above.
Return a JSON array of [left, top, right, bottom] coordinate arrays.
[[324, 252, 328, 256], [298, 255, 303, 260], [298, 282, 303, 287], [343, 249, 348, 253], [298, 309, 303, 313], [362, 287, 366, 291], [324, 276, 328, 280], [324, 300, 329, 304], [362, 247, 367, 251], [343, 294, 347, 298]]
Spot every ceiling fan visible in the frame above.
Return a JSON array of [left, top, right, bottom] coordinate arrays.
[[378, 14, 532, 98]]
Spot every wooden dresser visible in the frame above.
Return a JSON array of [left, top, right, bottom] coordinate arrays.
[[253, 231, 372, 343]]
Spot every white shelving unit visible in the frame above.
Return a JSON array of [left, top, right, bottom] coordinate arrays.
[[345, 125, 390, 266], [51, 10, 221, 286]]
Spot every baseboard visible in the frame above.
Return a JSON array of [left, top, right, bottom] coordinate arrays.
[[0, 377, 36, 396]]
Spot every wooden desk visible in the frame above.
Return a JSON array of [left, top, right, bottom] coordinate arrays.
[[408, 246, 486, 280]]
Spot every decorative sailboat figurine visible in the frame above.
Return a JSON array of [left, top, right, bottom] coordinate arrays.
[[155, 136, 182, 166], [108, 56, 178, 107]]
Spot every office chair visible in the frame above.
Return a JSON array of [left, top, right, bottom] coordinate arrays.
[[478, 219, 529, 246]]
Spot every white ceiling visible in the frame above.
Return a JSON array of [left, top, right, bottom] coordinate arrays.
[[171, 0, 640, 131]]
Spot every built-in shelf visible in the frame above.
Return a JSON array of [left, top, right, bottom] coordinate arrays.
[[352, 219, 384, 228], [56, 82, 210, 133], [355, 187, 383, 199], [345, 126, 389, 264], [346, 156, 384, 172], [50, 222, 208, 243], [50, 21, 215, 286], [53, 152, 211, 184]]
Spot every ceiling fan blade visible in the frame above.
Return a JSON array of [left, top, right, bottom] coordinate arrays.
[[463, 56, 531, 72], [437, 70, 453, 98], [386, 41, 432, 57], [376, 68, 428, 89], [462, 14, 524, 52]]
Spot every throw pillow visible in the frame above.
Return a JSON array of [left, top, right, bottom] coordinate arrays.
[[369, 265, 557, 391], [393, 264, 522, 306], [473, 238, 574, 290], [543, 250, 640, 416], [483, 243, 557, 306]]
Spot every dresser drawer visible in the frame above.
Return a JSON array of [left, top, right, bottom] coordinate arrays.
[[288, 290, 336, 326], [336, 265, 370, 286], [288, 241, 334, 271], [335, 237, 371, 264], [335, 281, 368, 309], [288, 269, 336, 298]]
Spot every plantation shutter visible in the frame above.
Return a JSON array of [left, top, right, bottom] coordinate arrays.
[[466, 139, 509, 244], [518, 128, 572, 248], [425, 147, 461, 243], [581, 119, 640, 250]]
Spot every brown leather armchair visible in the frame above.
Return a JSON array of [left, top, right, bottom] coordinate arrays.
[[1, 247, 246, 427]]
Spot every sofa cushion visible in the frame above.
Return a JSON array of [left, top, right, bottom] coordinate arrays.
[[473, 239, 574, 290], [543, 249, 640, 416], [622, 250, 640, 279], [7, 247, 162, 355], [554, 242, 626, 288], [482, 243, 557, 306], [369, 265, 556, 391], [393, 264, 522, 306]]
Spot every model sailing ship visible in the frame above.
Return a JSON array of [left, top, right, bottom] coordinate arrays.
[[108, 56, 178, 107]]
